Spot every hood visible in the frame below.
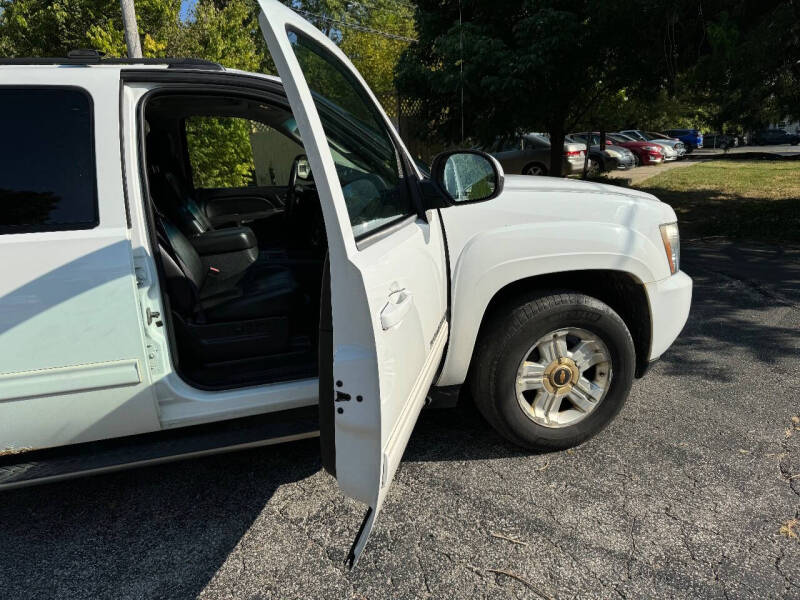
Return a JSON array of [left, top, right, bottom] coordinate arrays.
[[617, 139, 656, 148], [502, 174, 660, 203]]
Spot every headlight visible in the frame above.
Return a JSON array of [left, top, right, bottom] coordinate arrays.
[[606, 149, 621, 158], [659, 222, 680, 274]]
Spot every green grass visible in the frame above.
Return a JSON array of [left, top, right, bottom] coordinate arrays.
[[632, 160, 800, 242]]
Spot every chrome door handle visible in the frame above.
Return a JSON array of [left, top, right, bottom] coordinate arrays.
[[380, 290, 413, 330]]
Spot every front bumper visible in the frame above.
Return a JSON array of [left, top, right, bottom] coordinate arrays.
[[616, 156, 636, 169], [645, 271, 693, 360]]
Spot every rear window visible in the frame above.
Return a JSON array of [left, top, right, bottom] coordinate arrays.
[[0, 87, 98, 233]]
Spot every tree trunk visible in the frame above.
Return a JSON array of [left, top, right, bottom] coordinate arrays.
[[120, 0, 143, 59], [549, 125, 565, 177], [581, 128, 591, 179]]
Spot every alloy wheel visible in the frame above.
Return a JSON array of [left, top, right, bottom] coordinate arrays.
[[515, 327, 613, 428]]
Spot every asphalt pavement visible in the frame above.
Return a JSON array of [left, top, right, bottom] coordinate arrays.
[[1, 241, 798, 600]]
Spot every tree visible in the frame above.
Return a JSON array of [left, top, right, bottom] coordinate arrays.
[[0, 0, 178, 57], [283, 0, 416, 109], [689, 2, 800, 131], [0, 0, 263, 70], [397, 1, 670, 176]]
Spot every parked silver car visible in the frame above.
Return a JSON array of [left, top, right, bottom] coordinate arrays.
[[567, 134, 636, 170], [488, 133, 586, 176]]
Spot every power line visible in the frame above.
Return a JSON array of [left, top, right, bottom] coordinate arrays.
[[295, 9, 418, 42]]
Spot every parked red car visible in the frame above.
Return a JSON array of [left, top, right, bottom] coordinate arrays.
[[573, 132, 665, 166], [606, 133, 664, 165]]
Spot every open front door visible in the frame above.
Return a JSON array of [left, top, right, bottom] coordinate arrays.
[[257, 0, 449, 567]]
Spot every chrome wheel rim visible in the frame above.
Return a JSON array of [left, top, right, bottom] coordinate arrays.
[[515, 328, 612, 428], [524, 165, 543, 175]]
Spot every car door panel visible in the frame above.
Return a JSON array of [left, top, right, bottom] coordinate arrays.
[[0, 74, 158, 452], [257, 0, 448, 566], [196, 186, 284, 225]]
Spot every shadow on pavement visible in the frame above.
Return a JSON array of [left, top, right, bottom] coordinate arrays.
[[656, 241, 800, 382], [0, 438, 320, 600]]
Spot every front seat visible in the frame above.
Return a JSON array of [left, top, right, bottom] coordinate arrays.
[[156, 216, 297, 324], [147, 129, 216, 237]]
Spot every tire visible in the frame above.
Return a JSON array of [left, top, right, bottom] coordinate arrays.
[[522, 163, 547, 176], [470, 291, 636, 451]]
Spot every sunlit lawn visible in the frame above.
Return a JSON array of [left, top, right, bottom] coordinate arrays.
[[635, 160, 800, 242]]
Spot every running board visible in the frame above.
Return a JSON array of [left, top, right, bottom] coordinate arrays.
[[0, 407, 319, 490]]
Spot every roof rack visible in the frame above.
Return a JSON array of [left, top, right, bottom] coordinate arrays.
[[0, 50, 224, 71]]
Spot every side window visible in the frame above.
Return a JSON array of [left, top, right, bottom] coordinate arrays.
[[287, 30, 413, 239], [185, 116, 305, 189], [0, 87, 97, 233]]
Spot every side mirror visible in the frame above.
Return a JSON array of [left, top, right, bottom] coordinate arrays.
[[430, 150, 504, 204]]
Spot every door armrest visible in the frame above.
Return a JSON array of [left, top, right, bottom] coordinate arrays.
[[190, 226, 257, 256]]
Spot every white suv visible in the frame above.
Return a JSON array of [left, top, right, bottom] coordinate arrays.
[[0, 0, 691, 565]]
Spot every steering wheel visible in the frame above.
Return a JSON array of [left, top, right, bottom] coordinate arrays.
[[285, 153, 309, 222]]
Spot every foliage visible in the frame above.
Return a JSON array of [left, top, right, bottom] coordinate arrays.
[[0, 0, 262, 69], [396, 0, 665, 175], [690, 2, 800, 129], [286, 0, 416, 108], [0, 0, 179, 57], [185, 116, 256, 188], [397, 1, 800, 173]]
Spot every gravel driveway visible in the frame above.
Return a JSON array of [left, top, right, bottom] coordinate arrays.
[[2, 241, 798, 600]]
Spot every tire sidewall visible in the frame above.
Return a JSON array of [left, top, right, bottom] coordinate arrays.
[[491, 300, 635, 448]]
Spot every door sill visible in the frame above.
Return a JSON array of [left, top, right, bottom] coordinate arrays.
[[0, 407, 319, 490]]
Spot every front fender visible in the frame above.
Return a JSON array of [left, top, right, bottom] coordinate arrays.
[[436, 220, 668, 386]]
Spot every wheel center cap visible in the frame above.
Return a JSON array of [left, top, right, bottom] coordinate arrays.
[[543, 358, 579, 393]]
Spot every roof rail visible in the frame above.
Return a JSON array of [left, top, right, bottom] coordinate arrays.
[[0, 52, 224, 71]]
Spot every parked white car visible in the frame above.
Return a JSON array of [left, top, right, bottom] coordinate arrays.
[[0, 0, 692, 565]]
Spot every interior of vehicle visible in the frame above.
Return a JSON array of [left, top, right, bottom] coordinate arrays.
[[143, 92, 327, 389]]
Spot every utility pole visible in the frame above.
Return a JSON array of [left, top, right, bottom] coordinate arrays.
[[120, 0, 143, 58]]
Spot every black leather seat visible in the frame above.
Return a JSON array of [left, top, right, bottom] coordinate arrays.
[[157, 217, 297, 323], [147, 130, 217, 237]]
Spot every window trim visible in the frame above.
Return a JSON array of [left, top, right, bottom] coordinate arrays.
[[0, 85, 99, 235]]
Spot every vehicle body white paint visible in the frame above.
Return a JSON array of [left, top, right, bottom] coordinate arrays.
[[436, 175, 690, 386], [0, 67, 160, 452], [0, 0, 691, 564], [257, 1, 448, 562]]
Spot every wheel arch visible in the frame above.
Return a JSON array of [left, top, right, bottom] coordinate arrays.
[[480, 271, 652, 378], [437, 268, 653, 386]]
